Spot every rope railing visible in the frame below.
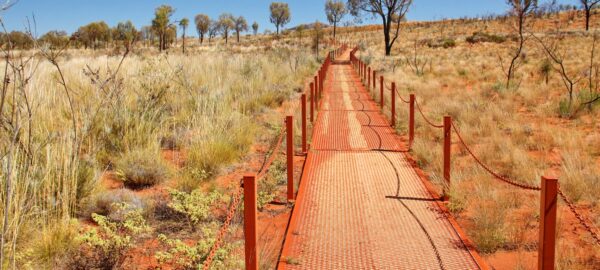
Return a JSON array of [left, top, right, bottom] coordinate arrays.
[[557, 188, 600, 245], [453, 122, 600, 245], [203, 44, 344, 269], [451, 123, 541, 191], [351, 46, 600, 250], [415, 99, 444, 128], [202, 126, 286, 270]]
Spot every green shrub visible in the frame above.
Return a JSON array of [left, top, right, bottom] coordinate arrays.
[[155, 227, 242, 269], [67, 203, 149, 269], [427, 38, 456, 48], [466, 32, 506, 44], [558, 98, 572, 118], [80, 189, 146, 220], [167, 188, 222, 231], [115, 150, 171, 189]]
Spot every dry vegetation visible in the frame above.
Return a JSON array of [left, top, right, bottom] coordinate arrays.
[[0, 33, 325, 268], [2, 1, 600, 269], [353, 10, 600, 269]]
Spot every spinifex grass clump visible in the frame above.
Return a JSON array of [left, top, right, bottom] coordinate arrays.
[[116, 150, 172, 189]]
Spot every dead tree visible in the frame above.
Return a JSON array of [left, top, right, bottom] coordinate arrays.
[[348, 0, 412, 56], [580, 0, 600, 31], [501, 0, 537, 88]]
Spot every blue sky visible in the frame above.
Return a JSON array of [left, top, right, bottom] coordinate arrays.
[[0, 0, 576, 36]]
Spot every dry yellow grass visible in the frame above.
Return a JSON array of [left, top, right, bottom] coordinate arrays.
[[350, 11, 600, 269]]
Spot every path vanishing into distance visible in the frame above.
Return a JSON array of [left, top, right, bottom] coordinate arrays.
[[277, 49, 486, 270]]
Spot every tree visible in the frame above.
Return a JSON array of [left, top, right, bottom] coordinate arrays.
[[502, 0, 537, 88], [234, 16, 248, 42], [195, 14, 211, 44], [580, 0, 600, 31], [114, 21, 138, 51], [218, 13, 235, 44], [152, 5, 175, 52], [140, 26, 154, 47], [38, 30, 69, 49], [75, 21, 111, 50], [252, 21, 259, 35], [313, 21, 325, 59], [325, 0, 347, 40], [208, 21, 220, 44], [270, 2, 291, 35], [179, 18, 189, 53], [348, 0, 412, 56]]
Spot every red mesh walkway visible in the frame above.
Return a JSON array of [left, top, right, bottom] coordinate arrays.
[[278, 50, 482, 269]]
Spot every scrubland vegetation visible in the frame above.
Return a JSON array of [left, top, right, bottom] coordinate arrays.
[[354, 8, 600, 270], [0, 33, 320, 268], [1, 0, 600, 269]]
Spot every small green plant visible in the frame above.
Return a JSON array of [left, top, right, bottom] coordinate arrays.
[[538, 59, 552, 84], [167, 188, 222, 231], [558, 98, 572, 118], [80, 189, 145, 220], [466, 32, 506, 44], [115, 149, 171, 189], [155, 227, 241, 269], [68, 203, 150, 269]]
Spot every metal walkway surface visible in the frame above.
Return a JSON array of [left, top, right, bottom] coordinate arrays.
[[278, 51, 483, 270]]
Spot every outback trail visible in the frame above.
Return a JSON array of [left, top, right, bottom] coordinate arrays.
[[278, 49, 483, 270]]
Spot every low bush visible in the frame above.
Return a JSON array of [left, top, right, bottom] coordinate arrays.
[[155, 227, 242, 269], [67, 203, 149, 269], [80, 189, 146, 221], [167, 188, 222, 231], [466, 32, 506, 44], [427, 38, 456, 49], [115, 150, 171, 189]]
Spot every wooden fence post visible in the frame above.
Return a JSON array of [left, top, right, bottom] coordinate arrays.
[[391, 82, 396, 127], [443, 116, 452, 200], [243, 175, 258, 270], [380, 76, 384, 108], [310, 82, 315, 122], [409, 94, 415, 145], [538, 176, 558, 270], [286, 116, 294, 201], [367, 67, 371, 88], [301, 94, 307, 153]]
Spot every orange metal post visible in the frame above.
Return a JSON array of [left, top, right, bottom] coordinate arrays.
[[310, 82, 315, 122], [391, 82, 396, 127], [380, 76, 384, 108], [443, 116, 452, 200], [314, 75, 318, 103], [409, 94, 415, 145], [367, 67, 371, 88], [301, 94, 307, 153], [538, 176, 558, 270], [243, 175, 258, 270], [286, 116, 294, 201], [373, 70, 377, 90], [320, 68, 324, 96]]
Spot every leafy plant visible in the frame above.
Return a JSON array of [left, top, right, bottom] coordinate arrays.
[[68, 203, 150, 269], [80, 189, 146, 221], [155, 227, 241, 269], [167, 189, 222, 231]]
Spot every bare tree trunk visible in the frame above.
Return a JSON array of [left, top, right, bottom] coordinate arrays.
[[586, 9, 591, 31], [333, 22, 337, 41]]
